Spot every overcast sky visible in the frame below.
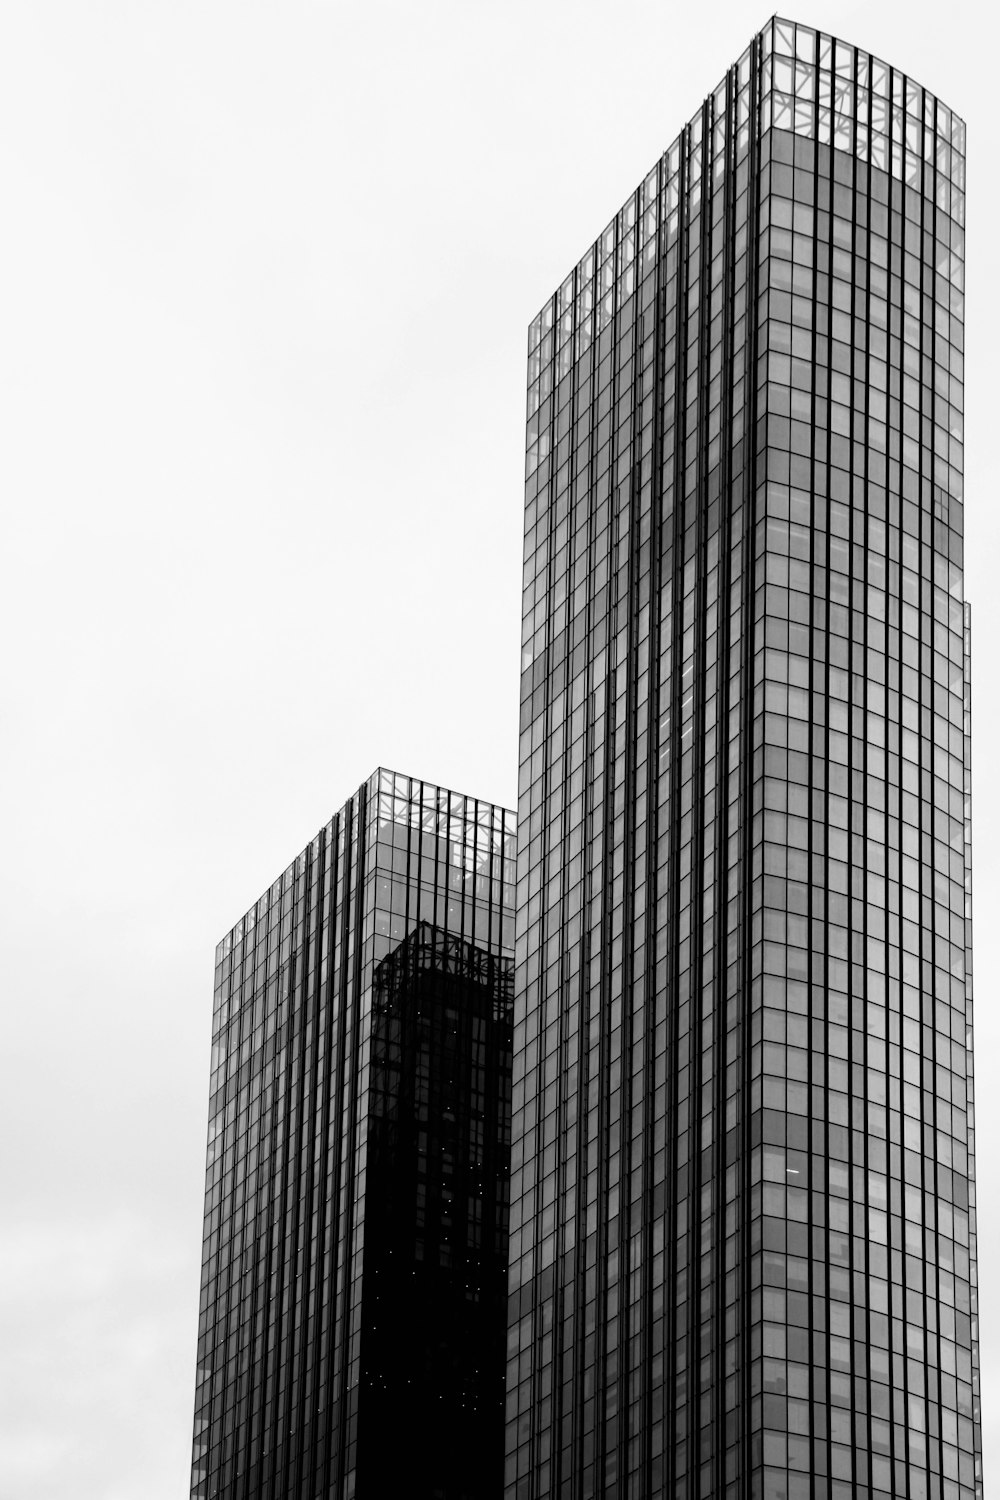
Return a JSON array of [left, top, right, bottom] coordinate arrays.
[[3, 3, 999, 1495]]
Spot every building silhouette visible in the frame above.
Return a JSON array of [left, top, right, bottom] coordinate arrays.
[[506, 16, 981, 1500], [191, 17, 984, 1500], [190, 769, 515, 1499]]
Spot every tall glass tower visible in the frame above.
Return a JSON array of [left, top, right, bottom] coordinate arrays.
[[191, 768, 516, 1500], [508, 18, 980, 1500]]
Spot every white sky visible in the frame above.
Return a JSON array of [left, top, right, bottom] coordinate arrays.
[[2, 3, 999, 1495]]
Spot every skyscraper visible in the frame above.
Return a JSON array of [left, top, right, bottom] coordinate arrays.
[[508, 17, 979, 1500], [191, 768, 516, 1499]]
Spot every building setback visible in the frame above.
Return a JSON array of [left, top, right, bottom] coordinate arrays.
[[190, 768, 516, 1499], [507, 17, 980, 1500]]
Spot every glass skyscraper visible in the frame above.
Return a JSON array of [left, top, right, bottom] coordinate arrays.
[[508, 17, 980, 1500], [191, 768, 516, 1499]]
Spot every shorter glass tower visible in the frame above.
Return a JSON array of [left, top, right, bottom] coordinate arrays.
[[190, 768, 516, 1500]]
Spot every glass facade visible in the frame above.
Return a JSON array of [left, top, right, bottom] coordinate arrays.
[[509, 17, 979, 1500], [191, 768, 516, 1499]]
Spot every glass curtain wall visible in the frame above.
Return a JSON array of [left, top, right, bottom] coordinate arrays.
[[192, 769, 515, 1499], [508, 18, 979, 1500]]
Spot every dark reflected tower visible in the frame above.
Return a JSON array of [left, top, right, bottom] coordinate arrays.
[[357, 922, 513, 1496], [507, 18, 980, 1500], [191, 769, 515, 1500]]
